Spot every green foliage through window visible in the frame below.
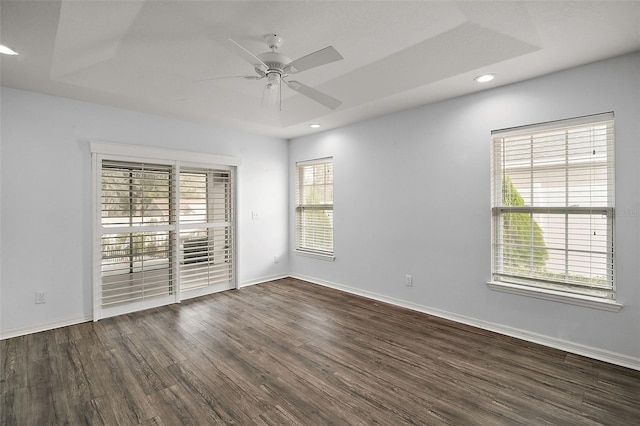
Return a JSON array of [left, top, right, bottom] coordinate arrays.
[[501, 176, 548, 273]]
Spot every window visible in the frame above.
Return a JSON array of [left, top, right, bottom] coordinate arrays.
[[490, 113, 615, 301], [92, 142, 237, 320], [295, 158, 334, 256]]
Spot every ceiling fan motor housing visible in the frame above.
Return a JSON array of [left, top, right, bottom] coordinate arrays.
[[257, 51, 291, 76], [258, 52, 291, 82]]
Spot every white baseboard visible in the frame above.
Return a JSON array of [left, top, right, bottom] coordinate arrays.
[[1, 314, 93, 340], [4, 274, 638, 372], [0, 274, 288, 340], [291, 273, 640, 371], [239, 273, 289, 288]]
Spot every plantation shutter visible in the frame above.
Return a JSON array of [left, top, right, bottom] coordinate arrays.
[[295, 158, 334, 255], [93, 143, 239, 320], [491, 112, 615, 298], [100, 160, 175, 311], [179, 168, 234, 293]]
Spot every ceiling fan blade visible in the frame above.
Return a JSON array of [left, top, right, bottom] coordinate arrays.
[[227, 38, 268, 73], [285, 80, 342, 110], [284, 46, 343, 74], [196, 75, 263, 82]]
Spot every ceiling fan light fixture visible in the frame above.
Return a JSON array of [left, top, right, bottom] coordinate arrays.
[[266, 72, 281, 86], [474, 73, 495, 83], [0, 44, 19, 55]]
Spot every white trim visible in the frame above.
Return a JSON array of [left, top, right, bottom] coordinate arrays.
[[92, 152, 101, 320], [90, 141, 241, 166], [294, 250, 335, 262], [179, 161, 233, 171], [178, 222, 233, 231], [239, 273, 289, 288], [487, 281, 623, 312], [491, 111, 614, 137], [296, 156, 333, 167], [232, 166, 239, 289], [100, 224, 176, 234], [173, 162, 182, 303], [290, 273, 639, 371], [1, 314, 92, 340]]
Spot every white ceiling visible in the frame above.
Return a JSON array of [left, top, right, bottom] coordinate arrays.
[[1, 1, 639, 139]]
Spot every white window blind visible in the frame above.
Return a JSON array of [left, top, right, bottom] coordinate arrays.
[[491, 112, 615, 299], [179, 168, 234, 293], [295, 158, 334, 255], [100, 160, 175, 308]]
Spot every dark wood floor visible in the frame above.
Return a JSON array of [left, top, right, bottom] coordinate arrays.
[[1, 278, 639, 425]]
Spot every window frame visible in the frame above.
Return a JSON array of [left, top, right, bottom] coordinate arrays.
[[294, 157, 335, 260], [488, 113, 622, 311]]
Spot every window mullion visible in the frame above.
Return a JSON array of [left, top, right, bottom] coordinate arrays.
[[529, 135, 534, 275], [564, 129, 569, 282], [173, 162, 180, 301]]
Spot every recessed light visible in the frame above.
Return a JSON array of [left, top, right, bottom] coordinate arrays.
[[309, 123, 321, 128], [0, 44, 18, 55], [474, 73, 495, 83]]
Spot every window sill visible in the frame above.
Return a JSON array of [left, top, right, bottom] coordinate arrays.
[[486, 281, 623, 312], [294, 250, 335, 262]]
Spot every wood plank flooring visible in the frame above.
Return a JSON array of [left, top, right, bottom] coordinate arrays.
[[1, 277, 639, 425]]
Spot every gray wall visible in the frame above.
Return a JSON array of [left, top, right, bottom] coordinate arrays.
[[289, 52, 640, 364], [0, 87, 289, 335]]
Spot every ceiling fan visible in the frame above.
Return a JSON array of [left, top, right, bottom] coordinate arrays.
[[215, 34, 344, 110]]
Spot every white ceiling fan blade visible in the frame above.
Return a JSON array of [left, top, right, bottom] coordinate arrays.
[[196, 75, 263, 82], [226, 38, 268, 73], [285, 80, 342, 110], [284, 46, 343, 74]]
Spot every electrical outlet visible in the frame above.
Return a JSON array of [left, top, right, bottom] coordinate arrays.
[[405, 275, 413, 287], [252, 211, 259, 220], [35, 291, 46, 304], [274, 255, 280, 264]]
